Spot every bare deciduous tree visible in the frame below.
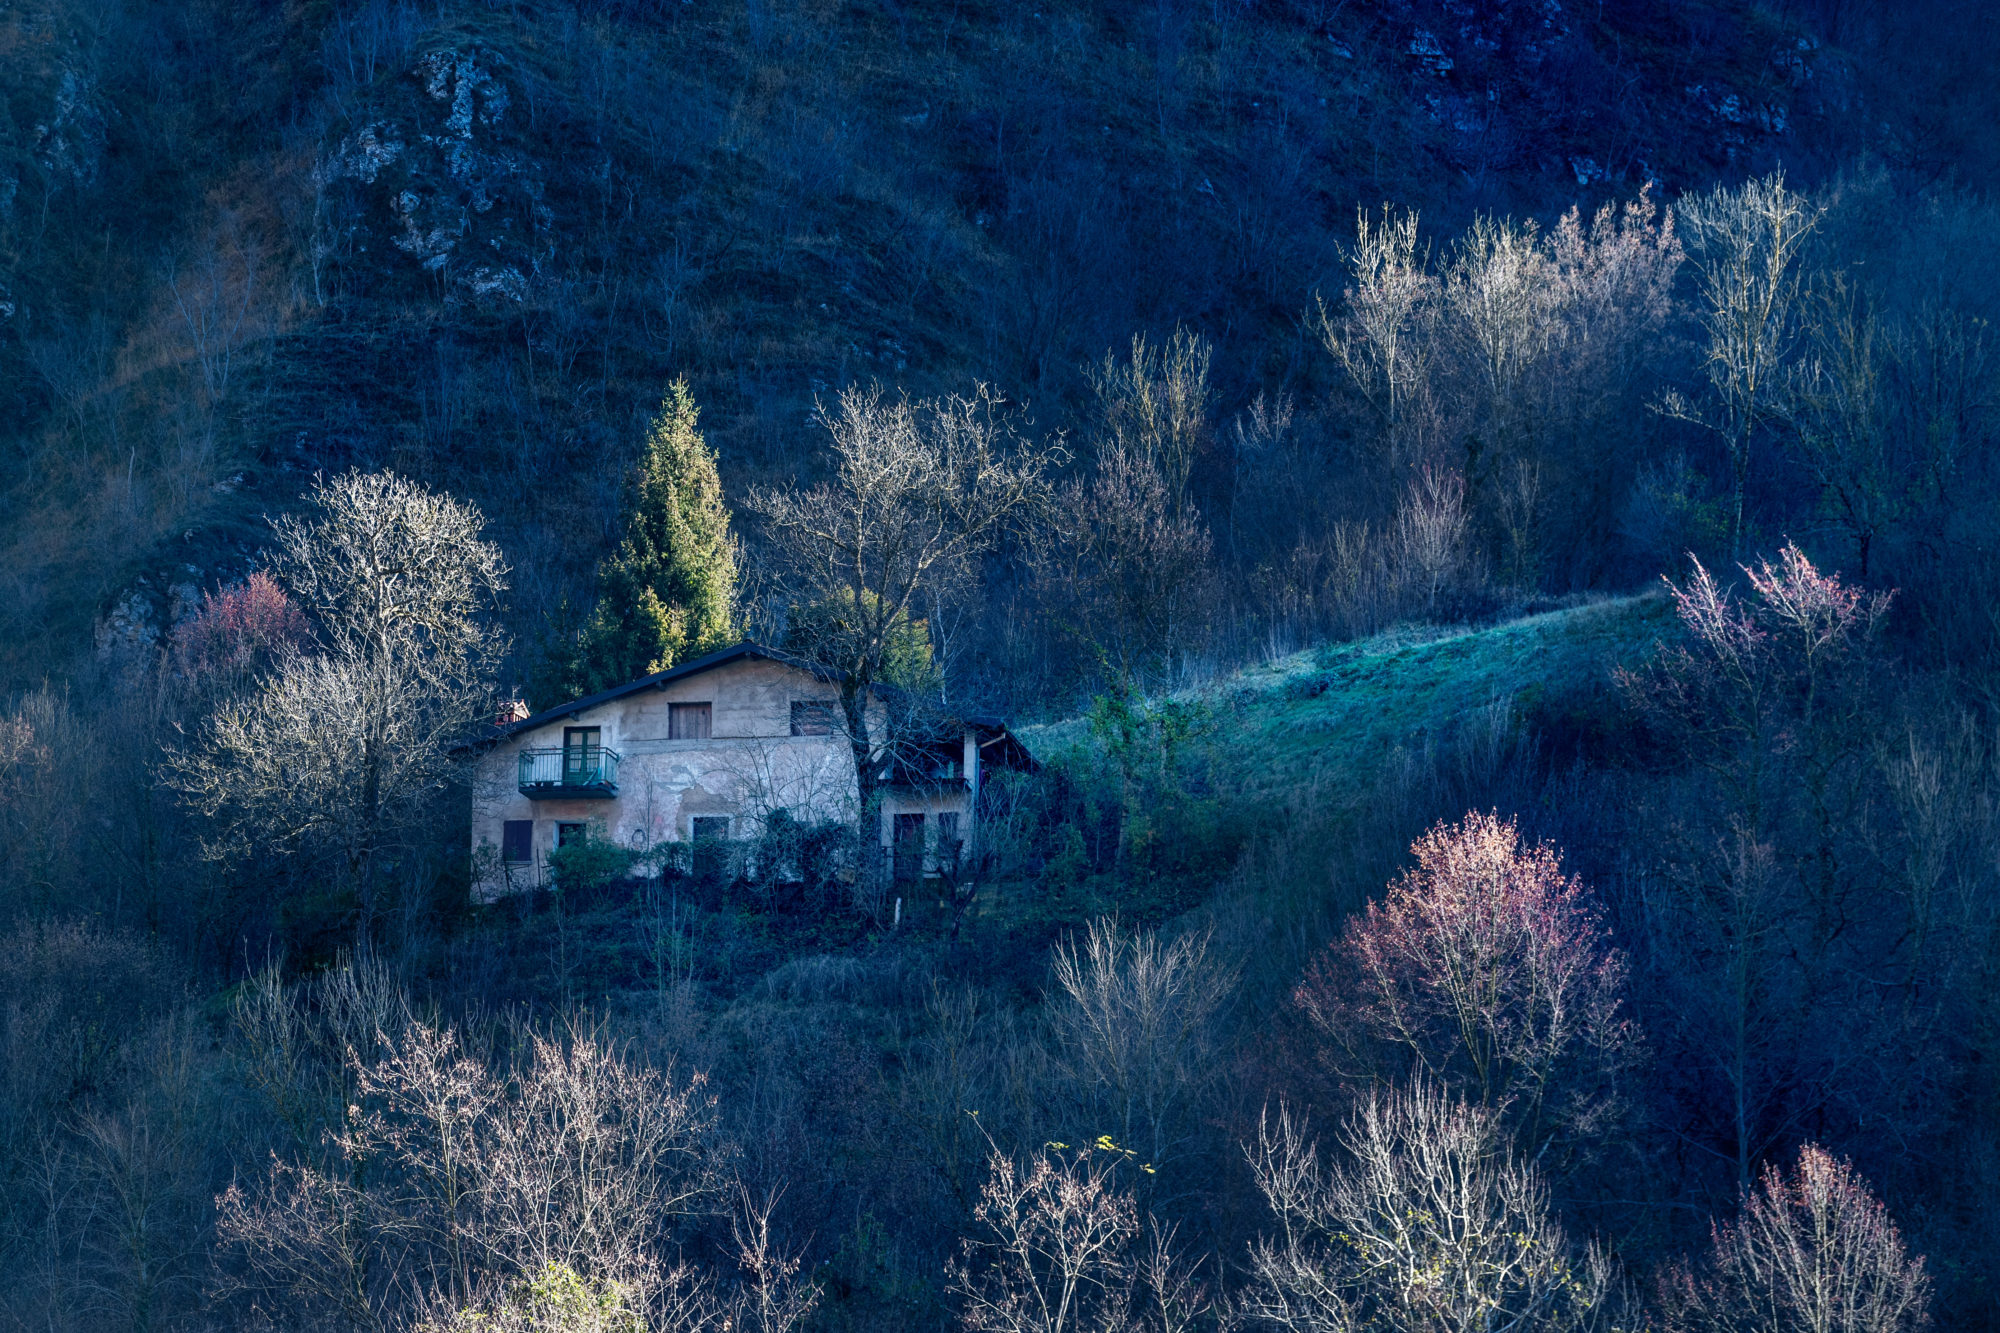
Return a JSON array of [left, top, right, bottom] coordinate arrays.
[[1318, 205, 1437, 446], [1032, 444, 1214, 684], [1620, 546, 1909, 1193], [1661, 1144, 1931, 1333], [1086, 329, 1214, 518], [1046, 920, 1234, 1181], [952, 1146, 1138, 1333], [948, 1145, 1206, 1333], [1664, 172, 1824, 556], [1241, 1084, 1614, 1333], [1441, 214, 1562, 471], [726, 1187, 822, 1333], [168, 471, 506, 927], [1625, 543, 1890, 842], [1784, 282, 1995, 581], [1785, 280, 1895, 578], [1392, 465, 1472, 616], [748, 385, 1056, 827], [269, 470, 507, 675]]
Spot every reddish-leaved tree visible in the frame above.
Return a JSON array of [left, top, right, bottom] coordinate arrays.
[[1295, 812, 1638, 1169]]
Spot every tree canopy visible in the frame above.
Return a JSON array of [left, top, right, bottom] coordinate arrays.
[[536, 381, 737, 706]]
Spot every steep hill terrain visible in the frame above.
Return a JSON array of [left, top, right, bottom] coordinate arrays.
[[1, 0, 1976, 689]]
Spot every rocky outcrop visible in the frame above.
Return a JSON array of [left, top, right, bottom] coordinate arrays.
[[316, 46, 551, 303]]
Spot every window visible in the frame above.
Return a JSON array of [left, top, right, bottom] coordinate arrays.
[[556, 821, 586, 847], [502, 820, 534, 863], [690, 816, 730, 841], [790, 701, 834, 736], [668, 702, 713, 740]]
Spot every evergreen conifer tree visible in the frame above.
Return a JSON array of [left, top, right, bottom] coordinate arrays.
[[536, 381, 737, 704]]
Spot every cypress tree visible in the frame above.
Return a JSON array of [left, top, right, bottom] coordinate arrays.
[[568, 380, 737, 697]]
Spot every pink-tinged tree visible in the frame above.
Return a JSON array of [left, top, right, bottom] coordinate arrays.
[[1626, 543, 1890, 836], [170, 571, 311, 697], [1295, 812, 1638, 1171], [1620, 545, 1925, 1193], [1661, 1144, 1931, 1333]]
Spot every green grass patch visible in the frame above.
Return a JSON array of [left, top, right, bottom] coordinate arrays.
[[1021, 593, 1675, 818]]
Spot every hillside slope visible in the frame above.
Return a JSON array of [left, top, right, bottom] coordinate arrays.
[[0, 0, 1912, 688]]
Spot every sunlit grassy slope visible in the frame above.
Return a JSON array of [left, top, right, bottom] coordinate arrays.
[[1020, 593, 1675, 808]]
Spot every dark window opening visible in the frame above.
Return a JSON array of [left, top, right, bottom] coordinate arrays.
[[669, 702, 713, 740], [790, 701, 834, 736], [556, 822, 586, 848], [502, 820, 534, 863], [690, 816, 730, 883]]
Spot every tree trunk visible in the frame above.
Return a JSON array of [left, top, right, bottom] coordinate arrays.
[[1730, 430, 1750, 561], [358, 732, 381, 941], [840, 678, 885, 900]]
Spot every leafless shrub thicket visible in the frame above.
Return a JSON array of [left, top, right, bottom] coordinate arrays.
[[1025, 332, 1220, 690], [1312, 192, 1681, 616], [1663, 173, 1824, 558], [216, 967, 819, 1333]]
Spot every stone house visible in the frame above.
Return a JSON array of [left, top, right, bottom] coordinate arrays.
[[470, 641, 1034, 900]]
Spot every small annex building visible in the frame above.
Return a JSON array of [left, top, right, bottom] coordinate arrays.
[[470, 641, 1034, 900]]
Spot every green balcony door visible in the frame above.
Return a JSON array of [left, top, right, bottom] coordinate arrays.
[[563, 727, 601, 785]]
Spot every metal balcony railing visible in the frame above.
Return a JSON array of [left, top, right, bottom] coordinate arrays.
[[518, 745, 620, 798]]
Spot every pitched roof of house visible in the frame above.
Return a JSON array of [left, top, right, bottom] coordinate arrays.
[[487, 640, 1036, 768], [492, 641, 820, 739]]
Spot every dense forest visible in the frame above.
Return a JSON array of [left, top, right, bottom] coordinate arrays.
[[4, 0, 2000, 1330]]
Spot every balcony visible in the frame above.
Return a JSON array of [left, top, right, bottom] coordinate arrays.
[[518, 745, 621, 798]]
